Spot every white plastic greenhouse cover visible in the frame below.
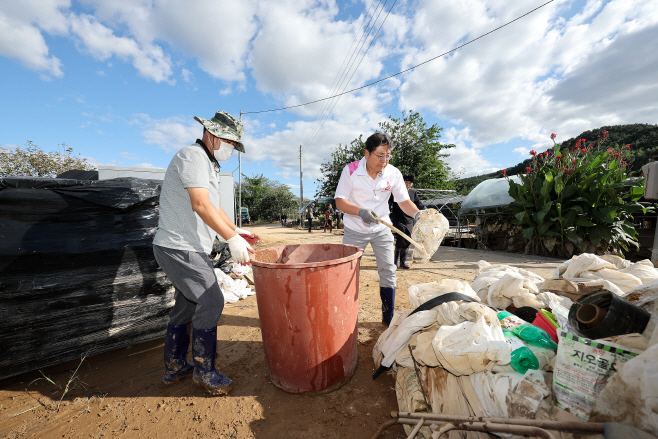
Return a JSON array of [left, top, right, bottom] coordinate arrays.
[[460, 176, 521, 212]]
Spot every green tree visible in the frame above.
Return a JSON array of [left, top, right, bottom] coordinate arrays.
[[0, 141, 95, 177], [316, 111, 456, 197], [239, 174, 297, 222]]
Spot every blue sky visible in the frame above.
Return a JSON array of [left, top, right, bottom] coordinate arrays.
[[1, 0, 657, 199]]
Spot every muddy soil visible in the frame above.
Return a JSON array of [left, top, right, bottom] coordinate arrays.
[[0, 224, 563, 439]]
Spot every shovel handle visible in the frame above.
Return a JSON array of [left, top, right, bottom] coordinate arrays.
[[374, 217, 428, 257]]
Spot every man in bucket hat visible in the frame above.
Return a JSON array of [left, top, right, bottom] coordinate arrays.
[[153, 110, 253, 396]]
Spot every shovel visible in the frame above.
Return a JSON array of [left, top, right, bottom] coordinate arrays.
[[370, 212, 428, 260]]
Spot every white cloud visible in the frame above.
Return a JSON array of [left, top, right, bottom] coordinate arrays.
[[513, 147, 530, 156], [442, 127, 497, 177], [181, 68, 192, 82], [136, 114, 199, 153], [120, 152, 139, 160]]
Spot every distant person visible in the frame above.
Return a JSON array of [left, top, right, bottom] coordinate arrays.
[[324, 204, 334, 233], [389, 174, 426, 269], [334, 209, 342, 228], [281, 213, 287, 227], [335, 132, 421, 326], [153, 111, 254, 396], [306, 203, 315, 233]]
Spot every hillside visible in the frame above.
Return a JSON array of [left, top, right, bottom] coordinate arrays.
[[455, 123, 658, 194]]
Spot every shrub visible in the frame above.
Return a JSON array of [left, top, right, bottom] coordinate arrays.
[[507, 132, 650, 256]]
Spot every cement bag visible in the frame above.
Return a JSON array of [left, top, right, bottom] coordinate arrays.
[[470, 370, 549, 420], [373, 310, 408, 368], [410, 208, 449, 264], [553, 330, 643, 421], [590, 343, 658, 436], [625, 279, 658, 312], [395, 367, 432, 439], [432, 314, 510, 376], [408, 279, 478, 309], [380, 310, 438, 368], [214, 269, 254, 303]]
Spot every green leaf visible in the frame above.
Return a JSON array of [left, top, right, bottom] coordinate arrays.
[[575, 218, 596, 227], [569, 205, 583, 214], [522, 227, 535, 241], [538, 221, 553, 236]]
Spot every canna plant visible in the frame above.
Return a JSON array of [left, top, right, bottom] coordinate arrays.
[[506, 132, 651, 257]]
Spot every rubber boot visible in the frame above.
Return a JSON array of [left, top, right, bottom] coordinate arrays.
[[162, 323, 194, 385], [192, 327, 233, 395], [393, 246, 400, 267], [400, 249, 410, 269], [380, 287, 396, 326]]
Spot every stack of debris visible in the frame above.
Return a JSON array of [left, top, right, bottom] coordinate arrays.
[[372, 253, 658, 439]]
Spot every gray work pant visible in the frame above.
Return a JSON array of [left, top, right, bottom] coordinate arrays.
[[343, 226, 396, 288], [153, 245, 224, 330]]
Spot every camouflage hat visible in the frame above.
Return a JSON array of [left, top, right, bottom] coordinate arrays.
[[194, 111, 245, 153]]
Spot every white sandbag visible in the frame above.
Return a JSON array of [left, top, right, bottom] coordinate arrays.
[[600, 254, 633, 269], [485, 272, 545, 309], [620, 260, 658, 284], [553, 253, 617, 279], [435, 301, 497, 327], [470, 370, 550, 419], [410, 208, 450, 264], [432, 314, 510, 376], [590, 343, 658, 436], [373, 310, 408, 368], [380, 310, 438, 368], [214, 269, 254, 303], [577, 268, 642, 293], [408, 279, 478, 309]]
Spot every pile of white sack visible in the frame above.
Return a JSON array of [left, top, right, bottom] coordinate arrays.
[[213, 266, 255, 304], [374, 253, 658, 439]]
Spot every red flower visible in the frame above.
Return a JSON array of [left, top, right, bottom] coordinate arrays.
[[615, 153, 621, 159], [581, 148, 586, 153], [566, 169, 572, 175], [501, 169, 507, 176], [557, 153, 562, 159], [526, 167, 532, 173], [550, 133, 556, 139], [572, 159, 576, 164], [626, 144, 631, 149], [622, 161, 628, 167], [603, 130, 609, 139], [530, 150, 537, 156]]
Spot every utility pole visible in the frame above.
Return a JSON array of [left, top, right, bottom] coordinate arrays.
[[299, 145, 304, 210], [239, 110, 242, 228]]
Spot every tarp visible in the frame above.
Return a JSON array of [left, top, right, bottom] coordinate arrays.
[[460, 176, 521, 213], [0, 177, 174, 381]]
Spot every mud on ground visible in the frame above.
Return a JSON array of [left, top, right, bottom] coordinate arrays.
[[0, 224, 563, 439]]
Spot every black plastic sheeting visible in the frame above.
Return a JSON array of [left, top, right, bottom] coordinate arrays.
[[0, 177, 174, 381]]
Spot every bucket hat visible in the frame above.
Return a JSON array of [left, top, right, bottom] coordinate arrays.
[[194, 111, 245, 153]]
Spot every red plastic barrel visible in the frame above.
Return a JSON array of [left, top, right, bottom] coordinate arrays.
[[251, 244, 363, 394]]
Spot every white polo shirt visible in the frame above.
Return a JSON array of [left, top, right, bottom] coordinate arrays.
[[334, 157, 409, 234]]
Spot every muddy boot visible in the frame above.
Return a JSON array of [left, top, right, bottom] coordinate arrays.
[[400, 249, 410, 269], [380, 287, 396, 326], [163, 323, 194, 385], [192, 327, 233, 395]]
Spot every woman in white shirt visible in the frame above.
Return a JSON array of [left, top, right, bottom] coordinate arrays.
[[334, 132, 421, 325]]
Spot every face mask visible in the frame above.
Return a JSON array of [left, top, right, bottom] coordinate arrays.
[[213, 141, 234, 161]]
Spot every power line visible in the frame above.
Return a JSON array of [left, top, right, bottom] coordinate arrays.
[[243, 0, 555, 116], [303, 0, 397, 154], [302, 0, 388, 151]]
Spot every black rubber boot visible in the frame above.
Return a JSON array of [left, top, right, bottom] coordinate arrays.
[[400, 249, 410, 269], [393, 246, 400, 267], [162, 323, 194, 385], [380, 287, 396, 326], [192, 327, 233, 395]]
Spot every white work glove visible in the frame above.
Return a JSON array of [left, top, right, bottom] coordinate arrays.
[[235, 227, 252, 236], [227, 234, 252, 264], [358, 208, 378, 224]]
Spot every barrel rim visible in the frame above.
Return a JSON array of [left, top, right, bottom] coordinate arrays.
[[251, 243, 363, 269]]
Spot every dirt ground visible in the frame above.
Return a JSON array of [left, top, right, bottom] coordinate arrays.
[[0, 224, 564, 439]]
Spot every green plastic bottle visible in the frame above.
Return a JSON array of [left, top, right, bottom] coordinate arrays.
[[502, 328, 539, 374], [498, 311, 559, 351]]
